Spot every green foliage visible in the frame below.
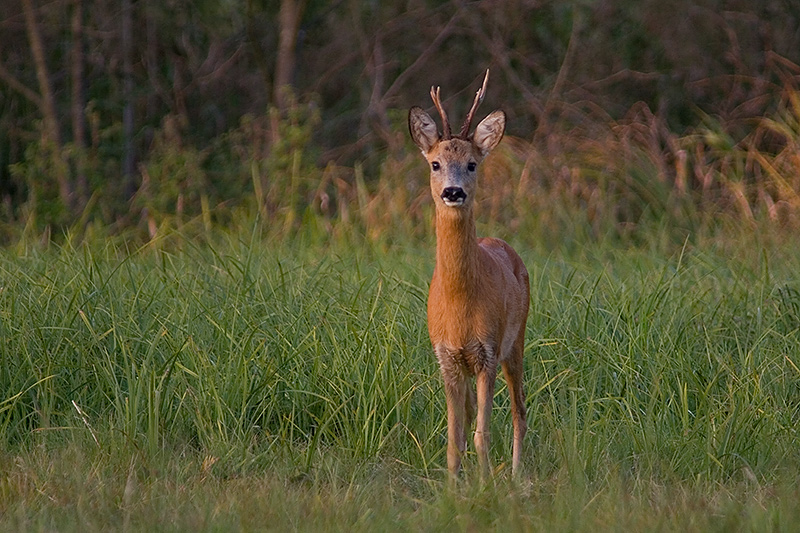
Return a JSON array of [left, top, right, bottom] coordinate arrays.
[[9, 136, 70, 227], [137, 115, 210, 229], [132, 94, 325, 239], [2, 225, 800, 528], [256, 91, 322, 229]]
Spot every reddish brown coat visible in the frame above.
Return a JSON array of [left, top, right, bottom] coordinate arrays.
[[409, 72, 529, 481]]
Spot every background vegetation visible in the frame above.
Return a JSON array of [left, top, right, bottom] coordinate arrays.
[[2, 0, 800, 530], [1, 0, 800, 243]]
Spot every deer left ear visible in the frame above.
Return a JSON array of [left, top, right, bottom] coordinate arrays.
[[473, 110, 506, 158]]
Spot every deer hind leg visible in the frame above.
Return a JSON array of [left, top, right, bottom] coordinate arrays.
[[501, 336, 527, 478], [474, 364, 497, 481]]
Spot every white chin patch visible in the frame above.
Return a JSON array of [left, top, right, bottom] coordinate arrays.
[[442, 199, 465, 207]]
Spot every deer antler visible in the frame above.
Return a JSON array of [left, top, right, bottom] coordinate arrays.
[[430, 85, 452, 140], [459, 69, 490, 139]]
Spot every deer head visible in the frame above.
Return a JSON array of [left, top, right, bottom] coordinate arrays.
[[408, 70, 506, 210]]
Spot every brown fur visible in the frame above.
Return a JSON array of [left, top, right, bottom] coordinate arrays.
[[409, 90, 530, 482]]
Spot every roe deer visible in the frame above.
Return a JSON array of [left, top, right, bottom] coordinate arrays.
[[408, 70, 529, 481]]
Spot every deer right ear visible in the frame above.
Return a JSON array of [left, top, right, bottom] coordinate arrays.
[[409, 106, 440, 154]]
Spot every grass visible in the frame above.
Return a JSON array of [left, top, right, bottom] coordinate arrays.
[[1, 221, 800, 531]]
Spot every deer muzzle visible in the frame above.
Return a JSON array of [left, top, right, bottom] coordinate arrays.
[[441, 187, 467, 206]]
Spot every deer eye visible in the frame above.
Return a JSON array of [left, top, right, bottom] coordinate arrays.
[[467, 162, 477, 172], [431, 161, 441, 171]]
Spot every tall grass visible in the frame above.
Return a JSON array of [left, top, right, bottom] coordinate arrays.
[[1, 220, 800, 529], [0, 227, 435, 469]]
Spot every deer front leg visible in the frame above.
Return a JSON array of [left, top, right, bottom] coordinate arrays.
[[465, 381, 476, 447], [442, 374, 468, 482], [474, 365, 497, 481], [437, 345, 467, 481]]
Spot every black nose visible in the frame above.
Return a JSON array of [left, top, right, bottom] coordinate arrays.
[[441, 187, 467, 204]]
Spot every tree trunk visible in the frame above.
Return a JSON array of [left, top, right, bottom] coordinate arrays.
[[71, 0, 88, 209], [246, 0, 272, 101], [122, 0, 135, 197], [274, 0, 306, 111], [22, 0, 73, 213]]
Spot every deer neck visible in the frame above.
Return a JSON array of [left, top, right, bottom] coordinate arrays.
[[434, 206, 480, 297]]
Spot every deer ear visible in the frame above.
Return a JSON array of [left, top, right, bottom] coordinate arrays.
[[409, 106, 440, 154], [473, 110, 506, 157]]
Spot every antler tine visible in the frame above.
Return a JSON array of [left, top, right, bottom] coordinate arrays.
[[430, 85, 452, 139], [459, 69, 490, 139]]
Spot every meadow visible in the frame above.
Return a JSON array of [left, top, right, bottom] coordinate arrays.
[[1, 215, 800, 531], [3, 2, 800, 529]]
